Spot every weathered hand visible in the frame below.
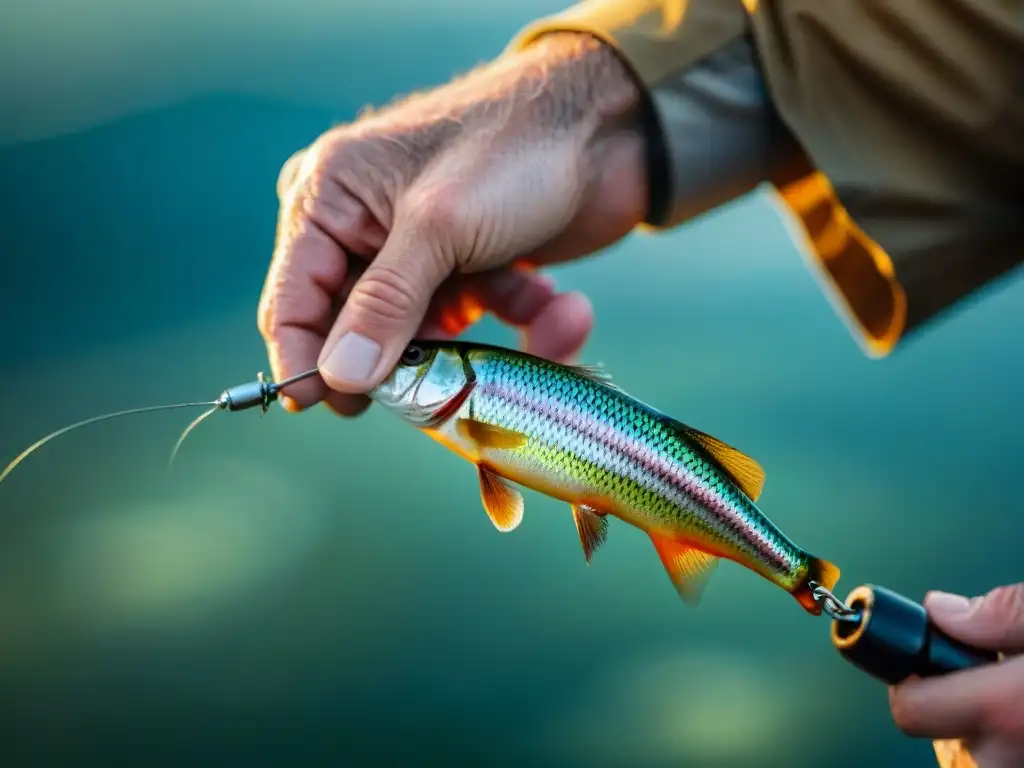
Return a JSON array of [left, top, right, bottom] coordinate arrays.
[[889, 583, 1024, 767], [259, 33, 647, 417]]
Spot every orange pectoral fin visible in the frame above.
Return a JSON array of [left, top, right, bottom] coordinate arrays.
[[477, 464, 524, 533], [456, 418, 528, 451], [649, 534, 720, 606]]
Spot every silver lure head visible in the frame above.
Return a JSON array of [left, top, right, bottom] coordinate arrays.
[[369, 341, 469, 427]]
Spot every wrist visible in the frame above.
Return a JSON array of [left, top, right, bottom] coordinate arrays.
[[461, 33, 651, 242], [506, 33, 650, 231], [521, 34, 655, 231]]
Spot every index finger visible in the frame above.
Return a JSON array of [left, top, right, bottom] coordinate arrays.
[[258, 208, 348, 411]]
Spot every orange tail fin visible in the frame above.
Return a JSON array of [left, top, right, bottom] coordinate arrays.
[[793, 554, 841, 616]]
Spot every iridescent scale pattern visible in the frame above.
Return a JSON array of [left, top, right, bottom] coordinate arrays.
[[464, 349, 807, 589]]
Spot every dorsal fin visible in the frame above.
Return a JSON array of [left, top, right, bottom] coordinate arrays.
[[659, 417, 766, 502], [563, 362, 626, 393]]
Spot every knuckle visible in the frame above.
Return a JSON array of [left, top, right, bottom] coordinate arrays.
[[404, 181, 465, 238], [280, 132, 343, 206], [352, 263, 424, 323], [295, 144, 335, 213], [256, 259, 295, 342], [304, 129, 345, 173], [256, 286, 280, 341], [292, 132, 398, 235], [276, 148, 308, 201]]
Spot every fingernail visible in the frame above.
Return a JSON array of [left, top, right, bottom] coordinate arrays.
[[926, 591, 970, 617], [321, 332, 381, 386]]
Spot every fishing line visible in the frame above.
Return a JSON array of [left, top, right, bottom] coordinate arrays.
[[167, 406, 222, 472], [0, 402, 218, 485], [0, 367, 322, 487]]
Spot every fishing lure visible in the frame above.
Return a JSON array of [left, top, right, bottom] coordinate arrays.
[[1, 341, 840, 612], [2, 339, 1002, 757], [367, 339, 841, 614], [3, 340, 838, 612]]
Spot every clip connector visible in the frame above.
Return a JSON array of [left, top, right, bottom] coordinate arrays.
[[213, 368, 320, 415], [216, 372, 276, 415], [809, 581, 862, 624]]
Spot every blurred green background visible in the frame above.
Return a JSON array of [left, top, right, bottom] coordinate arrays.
[[1, 1, 1021, 766]]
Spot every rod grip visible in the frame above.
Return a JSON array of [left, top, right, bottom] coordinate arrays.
[[830, 584, 1000, 685]]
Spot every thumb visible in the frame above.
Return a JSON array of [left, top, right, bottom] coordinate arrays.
[[318, 225, 452, 393], [925, 583, 1024, 654]]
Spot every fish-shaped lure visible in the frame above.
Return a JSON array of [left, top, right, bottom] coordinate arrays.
[[370, 340, 840, 614]]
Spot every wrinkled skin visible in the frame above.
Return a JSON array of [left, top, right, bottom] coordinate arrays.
[[258, 33, 646, 418], [889, 583, 1024, 767]]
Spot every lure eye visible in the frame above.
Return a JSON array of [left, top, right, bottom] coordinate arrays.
[[400, 344, 427, 366]]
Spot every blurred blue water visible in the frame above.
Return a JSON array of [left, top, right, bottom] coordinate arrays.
[[1, 2, 1022, 767]]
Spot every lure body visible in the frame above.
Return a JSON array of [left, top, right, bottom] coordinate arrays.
[[370, 341, 839, 613]]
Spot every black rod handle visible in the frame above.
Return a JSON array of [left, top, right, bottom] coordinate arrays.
[[830, 584, 1000, 685]]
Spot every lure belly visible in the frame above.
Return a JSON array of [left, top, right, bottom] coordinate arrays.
[[370, 340, 840, 614]]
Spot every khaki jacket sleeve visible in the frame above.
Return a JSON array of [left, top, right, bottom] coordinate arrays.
[[508, 0, 1024, 358]]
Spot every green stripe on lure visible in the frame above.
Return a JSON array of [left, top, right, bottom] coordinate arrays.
[[370, 339, 840, 614]]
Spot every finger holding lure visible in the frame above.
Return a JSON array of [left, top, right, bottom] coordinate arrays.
[[1, 340, 840, 614]]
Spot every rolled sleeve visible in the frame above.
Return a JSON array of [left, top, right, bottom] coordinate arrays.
[[646, 35, 786, 226], [508, 0, 749, 85], [508, 0, 790, 228], [508, 0, 1024, 358]]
